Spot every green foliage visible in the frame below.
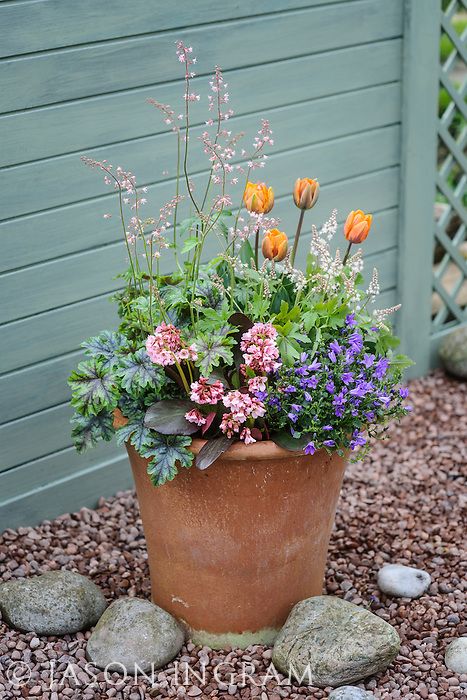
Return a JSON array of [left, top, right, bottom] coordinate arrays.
[[194, 334, 235, 375], [69, 360, 120, 417], [118, 348, 164, 394], [141, 434, 194, 486], [71, 411, 115, 452]]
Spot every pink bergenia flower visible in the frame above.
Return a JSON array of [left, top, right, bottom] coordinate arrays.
[[190, 377, 224, 404], [240, 427, 256, 444], [240, 322, 280, 374], [185, 409, 206, 426], [219, 412, 242, 438], [222, 390, 266, 422], [146, 323, 197, 366], [248, 376, 267, 393]]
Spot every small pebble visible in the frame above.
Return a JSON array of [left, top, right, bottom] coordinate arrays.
[[328, 687, 374, 699], [377, 564, 432, 599]]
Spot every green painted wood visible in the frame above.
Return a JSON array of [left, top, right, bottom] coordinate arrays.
[[0, 0, 354, 59], [0, 39, 402, 169], [0, 293, 118, 374], [0, 126, 401, 323], [0, 440, 123, 501], [0, 82, 401, 222], [396, 0, 439, 376], [0, 453, 133, 532], [0, 1, 403, 112]]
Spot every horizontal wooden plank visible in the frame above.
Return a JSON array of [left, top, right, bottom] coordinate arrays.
[[0, 452, 133, 532], [0, 0, 351, 59], [0, 403, 75, 471], [0, 246, 397, 425], [0, 206, 398, 376], [0, 1, 404, 112], [0, 293, 118, 374], [0, 82, 401, 222], [0, 125, 401, 323], [0, 38, 402, 168]]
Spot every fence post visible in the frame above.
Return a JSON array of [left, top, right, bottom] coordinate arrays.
[[397, 0, 440, 376]]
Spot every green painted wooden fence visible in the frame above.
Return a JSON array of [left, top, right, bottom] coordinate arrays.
[[0, 0, 442, 529]]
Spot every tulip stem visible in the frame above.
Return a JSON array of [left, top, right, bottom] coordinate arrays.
[[290, 210, 305, 268], [342, 241, 352, 266], [254, 223, 260, 268]]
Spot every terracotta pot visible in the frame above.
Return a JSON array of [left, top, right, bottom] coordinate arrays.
[[114, 411, 347, 648]]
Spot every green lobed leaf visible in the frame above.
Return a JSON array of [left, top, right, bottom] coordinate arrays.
[[115, 414, 153, 453], [81, 331, 127, 369], [69, 359, 119, 417], [71, 411, 114, 452], [141, 434, 194, 486], [118, 348, 164, 394], [194, 334, 235, 376]]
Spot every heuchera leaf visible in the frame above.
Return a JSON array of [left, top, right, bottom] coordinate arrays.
[[144, 399, 199, 435], [118, 348, 164, 394], [195, 435, 234, 470], [69, 359, 119, 417], [81, 331, 126, 369], [194, 334, 235, 375], [271, 430, 314, 452], [141, 434, 194, 486], [115, 415, 152, 453], [71, 411, 114, 452]]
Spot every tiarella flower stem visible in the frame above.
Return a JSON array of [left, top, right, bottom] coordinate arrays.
[[342, 241, 352, 266], [254, 223, 261, 268], [290, 209, 305, 268]]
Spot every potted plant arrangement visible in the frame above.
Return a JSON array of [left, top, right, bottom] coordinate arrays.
[[69, 41, 412, 648]]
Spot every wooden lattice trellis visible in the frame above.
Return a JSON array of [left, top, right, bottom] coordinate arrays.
[[433, 0, 467, 334]]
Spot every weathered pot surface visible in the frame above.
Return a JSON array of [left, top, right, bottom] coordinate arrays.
[[114, 409, 347, 648]]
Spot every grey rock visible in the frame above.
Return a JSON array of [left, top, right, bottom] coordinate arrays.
[[377, 564, 431, 599], [272, 596, 400, 688], [439, 326, 467, 379], [445, 637, 467, 674], [0, 571, 107, 635], [86, 597, 185, 673], [328, 687, 374, 700]]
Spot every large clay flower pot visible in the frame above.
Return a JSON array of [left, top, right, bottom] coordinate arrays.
[[116, 411, 347, 648]]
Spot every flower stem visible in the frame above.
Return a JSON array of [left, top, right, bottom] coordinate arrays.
[[342, 241, 352, 266], [290, 209, 305, 268], [253, 223, 260, 268]]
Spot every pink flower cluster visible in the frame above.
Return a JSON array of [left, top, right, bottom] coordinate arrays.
[[146, 323, 197, 366], [189, 378, 224, 404], [185, 409, 206, 427], [219, 390, 266, 443], [240, 322, 280, 374]]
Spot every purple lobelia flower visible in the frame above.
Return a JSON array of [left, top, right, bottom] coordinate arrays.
[[307, 359, 321, 372], [326, 380, 335, 394], [304, 441, 316, 455], [350, 430, 366, 450], [399, 386, 409, 398], [341, 371, 354, 385], [348, 332, 363, 353], [323, 439, 336, 447], [361, 353, 375, 368], [345, 313, 357, 327], [374, 357, 390, 379]]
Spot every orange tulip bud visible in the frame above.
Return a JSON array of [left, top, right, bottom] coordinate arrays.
[[293, 177, 320, 210], [243, 182, 274, 214], [344, 210, 373, 244], [262, 229, 288, 262]]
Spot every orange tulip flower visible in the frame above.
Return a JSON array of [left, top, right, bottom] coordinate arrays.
[[293, 177, 320, 210], [243, 182, 274, 214], [262, 229, 288, 262], [344, 210, 373, 244]]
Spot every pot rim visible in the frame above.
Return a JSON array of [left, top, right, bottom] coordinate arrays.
[[114, 408, 312, 461]]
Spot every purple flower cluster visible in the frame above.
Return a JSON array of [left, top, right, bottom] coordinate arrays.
[[265, 319, 411, 457]]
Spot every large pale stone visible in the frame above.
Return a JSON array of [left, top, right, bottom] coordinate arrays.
[[377, 564, 431, 599], [86, 597, 185, 673], [439, 326, 467, 379], [0, 571, 107, 635], [272, 596, 400, 688], [445, 638, 467, 674], [328, 687, 375, 700]]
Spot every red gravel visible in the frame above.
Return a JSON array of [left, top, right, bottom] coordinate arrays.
[[0, 370, 465, 699]]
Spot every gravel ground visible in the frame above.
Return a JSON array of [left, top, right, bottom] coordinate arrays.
[[0, 370, 465, 700]]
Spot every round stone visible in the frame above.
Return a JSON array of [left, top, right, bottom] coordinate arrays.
[[377, 564, 431, 599], [272, 596, 400, 688], [328, 687, 374, 700], [86, 597, 185, 673], [445, 637, 467, 674], [0, 571, 107, 635], [439, 326, 467, 379]]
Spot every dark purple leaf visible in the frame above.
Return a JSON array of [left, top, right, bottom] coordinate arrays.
[[195, 435, 234, 470], [144, 399, 199, 435]]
